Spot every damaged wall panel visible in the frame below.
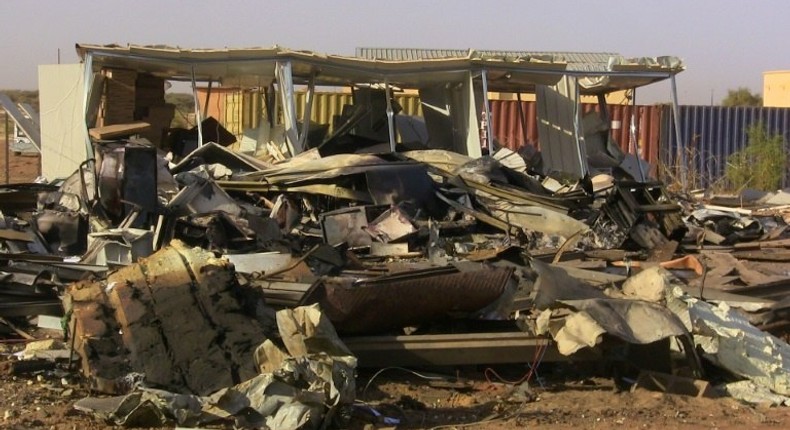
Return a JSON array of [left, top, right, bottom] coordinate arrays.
[[65, 240, 268, 395], [38, 64, 89, 179]]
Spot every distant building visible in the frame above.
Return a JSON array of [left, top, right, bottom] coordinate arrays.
[[763, 70, 790, 107]]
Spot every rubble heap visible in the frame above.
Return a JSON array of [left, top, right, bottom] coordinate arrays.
[[2, 110, 790, 427]]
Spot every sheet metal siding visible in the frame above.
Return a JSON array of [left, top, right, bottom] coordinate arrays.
[[664, 106, 790, 187], [490, 101, 663, 170], [294, 92, 422, 133]]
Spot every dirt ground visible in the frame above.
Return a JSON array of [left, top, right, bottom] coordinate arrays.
[[0, 131, 41, 184], [2, 337, 789, 430], [355, 369, 790, 430]]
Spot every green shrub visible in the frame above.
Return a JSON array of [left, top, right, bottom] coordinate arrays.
[[724, 123, 786, 191]]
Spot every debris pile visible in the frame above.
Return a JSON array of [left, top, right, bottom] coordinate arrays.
[[2, 46, 790, 427], [72, 304, 356, 429], [4, 127, 790, 425]]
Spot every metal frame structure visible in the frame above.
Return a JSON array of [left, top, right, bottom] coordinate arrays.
[[74, 44, 686, 185]]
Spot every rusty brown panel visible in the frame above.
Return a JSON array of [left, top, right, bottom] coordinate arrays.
[[299, 265, 514, 334], [491, 101, 662, 170], [643, 106, 663, 176]]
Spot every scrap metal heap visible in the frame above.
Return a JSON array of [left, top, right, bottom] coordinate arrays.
[[2, 45, 790, 428], [4, 129, 790, 426]]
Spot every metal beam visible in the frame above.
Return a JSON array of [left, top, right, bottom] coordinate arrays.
[[82, 54, 95, 160], [190, 65, 203, 147], [384, 78, 397, 152], [0, 94, 40, 151], [571, 78, 588, 178], [630, 88, 646, 181], [85, 50, 675, 80], [481, 69, 493, 152], [299, 73, 316, 149], [669, 75, 686, 190], [276, 61, 300, 156], [342, 332, 592, 367]]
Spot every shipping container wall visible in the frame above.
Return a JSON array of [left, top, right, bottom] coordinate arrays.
[[662, 105, 790, 188], [489, 100, 664, 174], [200, 89, 422, 138], [294, 92, 422, 133]]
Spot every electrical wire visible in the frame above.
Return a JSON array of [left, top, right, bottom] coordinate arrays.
[[483, 339, 549, 386], [361, 366, 448, 401]]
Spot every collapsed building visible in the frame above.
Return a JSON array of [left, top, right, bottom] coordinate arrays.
[[2, 44, 790, 428]]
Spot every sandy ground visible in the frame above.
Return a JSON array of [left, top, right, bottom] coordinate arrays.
[[2, 342, 789, 430], [354, 369, 790, 430], [0, 132, 41, 183]]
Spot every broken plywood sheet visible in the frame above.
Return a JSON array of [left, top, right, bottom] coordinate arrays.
[[65, 240, 267, 395], [74, 305, 356, 430], [88, 121, 151, 140]]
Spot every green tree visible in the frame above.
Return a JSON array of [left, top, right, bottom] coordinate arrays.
[[725, 122, 786, 191], [721, 87, 762, 107]]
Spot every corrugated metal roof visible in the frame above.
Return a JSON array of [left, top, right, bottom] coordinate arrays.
[[356, 48, 619, 71]]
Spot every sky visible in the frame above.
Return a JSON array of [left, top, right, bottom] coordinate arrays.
[[1, 0, 789, 105]]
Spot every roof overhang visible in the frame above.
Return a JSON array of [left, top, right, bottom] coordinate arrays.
[[75, 44, 683, 93]]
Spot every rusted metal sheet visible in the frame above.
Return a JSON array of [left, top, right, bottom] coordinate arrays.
[[299, 265, 514, 334], [490, 100, 663, 174]]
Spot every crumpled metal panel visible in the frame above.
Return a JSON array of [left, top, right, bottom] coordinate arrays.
[[300, 265, 514, 334]]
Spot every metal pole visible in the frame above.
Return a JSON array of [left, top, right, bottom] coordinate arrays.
[[669, 74, 686, 190], [630, 88, 646, 182], [4, 112, 9, 184], [384, 78, 397, 153], [516, 92, 529, 148], [299, 73, 316, 149], [202, 80, 212, 119], [190, 65, 203, 147], [481, 69, 493, 153], [82, 53, 95, 161], [276, 61, 300, 156], [571, 78, 588, 178]]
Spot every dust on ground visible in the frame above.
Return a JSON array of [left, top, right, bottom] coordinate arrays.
[[0, 130, 41, 183], [2, 338, 789, 430]]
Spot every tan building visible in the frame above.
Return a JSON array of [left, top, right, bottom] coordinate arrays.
[[763, 70, 790, 107]]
